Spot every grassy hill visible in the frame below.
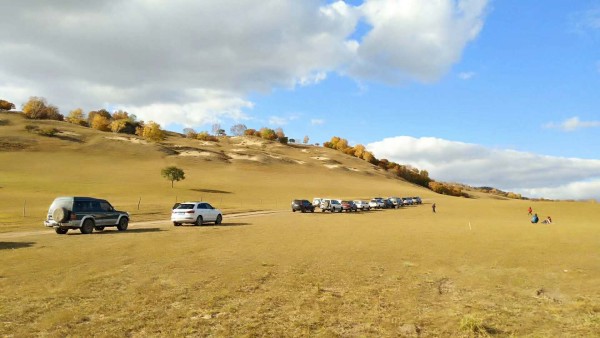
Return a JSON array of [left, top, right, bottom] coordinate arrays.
[[0, 111, 433, 231], [1, 111, 599, 336]]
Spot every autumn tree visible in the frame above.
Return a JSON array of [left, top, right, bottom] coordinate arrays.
[[66, 108, 87, 126], [91, 114, 111, 131], [230, 124, 247, 136], [161, 166, 185, 188], [137, 121, 165, 142], [22, 96, 63, 120], [258, 127, 277, 141], [87, 109, 111, 126], [0, 99, 15, 110]]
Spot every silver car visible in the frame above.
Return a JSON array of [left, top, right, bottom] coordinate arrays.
[[171, 202, 223, 226]]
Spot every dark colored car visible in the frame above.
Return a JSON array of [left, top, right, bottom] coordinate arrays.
[[341, 200, 358, 212], [383, 199, 395, 209], [44, 196, 129, 235], [291, 199, 315, 213]]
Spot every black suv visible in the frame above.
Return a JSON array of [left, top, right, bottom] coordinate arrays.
[[291, 199, 315, 213], [44, 196, 130, 234]]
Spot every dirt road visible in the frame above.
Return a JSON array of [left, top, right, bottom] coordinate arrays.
[[0, 210, 287, 240]]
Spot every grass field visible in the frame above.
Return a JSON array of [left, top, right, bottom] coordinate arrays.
[[1, 112, 599, 336]]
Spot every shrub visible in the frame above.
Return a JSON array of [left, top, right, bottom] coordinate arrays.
[[183, 128, 197, 139], [244, 129, 257, 136], [196, 131, 218, 142], [303, 135, 309, 144], [37, 127, 59, 137], [137, 121, 165, 142], [22, 96, 63, 121], [24, 125, 39, 132], [0, 99, 15, 111], [258, 127, 277, 141], [111, 110, 129, 120], [278, 136, 288, 144]]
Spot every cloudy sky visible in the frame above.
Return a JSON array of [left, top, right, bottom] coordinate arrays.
[[1, 0, 599, 200]]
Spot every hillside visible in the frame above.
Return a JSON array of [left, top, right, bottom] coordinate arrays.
[[0, 111, 436, 231]]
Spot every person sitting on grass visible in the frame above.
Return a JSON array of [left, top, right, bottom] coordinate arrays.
[[531, 213, 539, 224], [541, 216, 552, 224]]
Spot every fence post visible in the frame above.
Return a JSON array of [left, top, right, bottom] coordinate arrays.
[[137, 197, 141, 210], [23, 200, 26, 217]]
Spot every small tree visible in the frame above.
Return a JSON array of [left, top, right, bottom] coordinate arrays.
[[303, 135, 309, 144], [22, 96, 63, 120], [211, 123, 221, 135], [161, 166, 185, 188], [66, 108, 87, 126], [137, 121, 165, 142], [230, 124, 247, 136], [91, 114, 111, 131]]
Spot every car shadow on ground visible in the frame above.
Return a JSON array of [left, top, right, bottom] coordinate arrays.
[[0, 241, 35, 250], [68, 228, 164, 235]]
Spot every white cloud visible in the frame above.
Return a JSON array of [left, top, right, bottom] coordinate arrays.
[[0, 0, 489, 127], [544, 116, 600, 132], [458, 71, 476, 80], [311, 119, 326, 126], [570, 7, 600, 32], [268, 116, 290, 126], [367, 136, 600, 200], [350, 0, 488, 83]]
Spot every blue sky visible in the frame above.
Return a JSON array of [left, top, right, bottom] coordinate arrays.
[[1, 0, 599, 200]]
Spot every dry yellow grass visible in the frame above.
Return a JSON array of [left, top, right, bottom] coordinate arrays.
[[1, 111, 599, 336]]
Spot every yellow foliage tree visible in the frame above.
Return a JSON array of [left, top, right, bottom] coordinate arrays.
[[110, 119, 128, 133], [137, 121, 165, 142], [66, 108, 86, 126], [91, 114, 111, 131]]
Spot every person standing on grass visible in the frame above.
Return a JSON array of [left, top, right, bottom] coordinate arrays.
[[432, 203, 436, 213], [528, 206, 532, 215]]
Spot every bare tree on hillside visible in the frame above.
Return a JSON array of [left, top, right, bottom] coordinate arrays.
[[211, 123, 221, 135], [230, 124, 247, 136]]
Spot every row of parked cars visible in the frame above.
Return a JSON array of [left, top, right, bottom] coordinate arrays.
[[44, 196, 224, 234], [291, 196, 422, 213]]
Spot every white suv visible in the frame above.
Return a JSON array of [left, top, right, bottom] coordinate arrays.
[[171, 202, 223, 226]]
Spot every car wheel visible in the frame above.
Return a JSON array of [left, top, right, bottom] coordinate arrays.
[[195, 216, 203, 226], [292, 209, 296, 212], [94, 226, 105, 231], [55, 227, 68, 235], [301, 209, 306, 213], [321, 209, 325, 212], [173, 222, 181, 226], [117, 218, 128, 231], [311, 209, 314, 213], [215, 214, 222, 225], [80, 219, 94, 234]]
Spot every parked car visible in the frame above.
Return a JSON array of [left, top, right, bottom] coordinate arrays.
[[292, 199, 315, 213], [412, 196, 423, 204], [312, 198, 322, 208], [340, 200, 358, 212], [402, 197, 414, 206], [320, 199, 343, 212], [44, 196, 130, 235], [353, 200, 371, 210], [369, 198, 384, 209], [388, 197, 403, 208], [171, 201, 223, 226], [383, 198, 395, 209]]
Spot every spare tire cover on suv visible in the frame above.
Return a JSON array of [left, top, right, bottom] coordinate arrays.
[[52, 207, 68, 223]]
